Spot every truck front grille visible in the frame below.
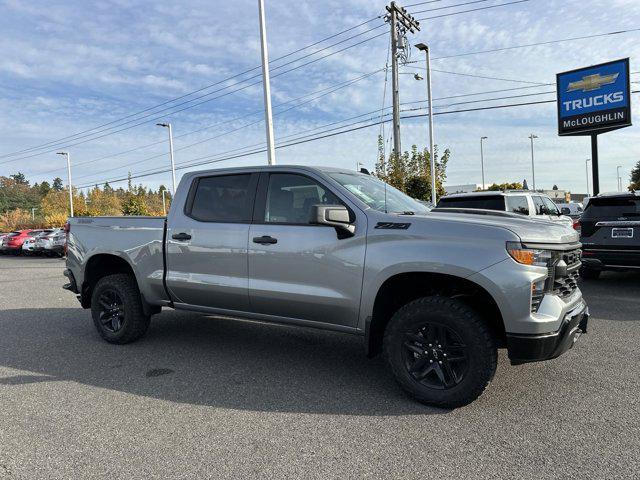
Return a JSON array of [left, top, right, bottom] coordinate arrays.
[[550, 249, 582, 299]]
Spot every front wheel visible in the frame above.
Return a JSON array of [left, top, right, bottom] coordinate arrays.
[[383, 296, 497, 408], [91, 274, 150, 344]]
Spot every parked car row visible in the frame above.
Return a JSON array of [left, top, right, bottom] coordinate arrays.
[[434, 190, 640, 280], [0, 228, 66, 257]]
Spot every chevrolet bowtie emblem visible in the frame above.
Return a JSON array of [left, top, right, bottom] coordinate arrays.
[[567, 73, 619, 92]]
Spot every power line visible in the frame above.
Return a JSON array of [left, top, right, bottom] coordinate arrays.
[[0, 28, 391, 166], [415, 0, 530, 21], [71, 69, 385, 181], [409, 0, 492, 15], [35, 69, 384, 176], [409, 65, 548, 85], [427, 28, 640, 61], [1, 0, 531, 165], [80, 90, 628, 188], [0, 14, 386, 161], [405, 0, 443, 7]]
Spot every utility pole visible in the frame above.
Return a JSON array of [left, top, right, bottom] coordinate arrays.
[[57, 151, 73, 217], [480, 136, 488, 190], [386, 2, 420, 157], [31, 207, 37, 221], [162, 189, 167, 216], [258, 0, 276, 165], [529, 134, 538, 191], [156, 123, 177, 195]]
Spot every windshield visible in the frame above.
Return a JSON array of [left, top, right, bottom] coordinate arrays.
[[328, 172, 430, 214]]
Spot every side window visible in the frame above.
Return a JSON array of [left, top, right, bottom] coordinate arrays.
[[506, 196, 529, 215], [532, 196, 545, 215], [265, 173, 342, 224], [542, 196, 560, 215], [189, 174, 253, 222]]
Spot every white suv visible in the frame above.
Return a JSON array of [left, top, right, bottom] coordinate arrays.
[[435, 191, 574, 228]]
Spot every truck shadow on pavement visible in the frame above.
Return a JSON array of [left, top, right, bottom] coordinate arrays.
[[0, 307, 457, 415]]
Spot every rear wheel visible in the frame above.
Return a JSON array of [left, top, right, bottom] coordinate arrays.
[[91, 274, 150, 344], [383, 296, 497, 408], [580, 267, 601, 280]]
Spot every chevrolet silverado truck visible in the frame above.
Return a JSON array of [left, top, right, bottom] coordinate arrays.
[[63, 166, 588, 408]]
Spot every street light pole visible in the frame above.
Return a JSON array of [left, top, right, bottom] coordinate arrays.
[[31, 207, 37, 221], [480, 136, 488, 190], [528, 134, 538, 191], [617, 165, 622, 191], [415, 42, 436, 204], [57, 151, 74, 217], [162, 189, 167, 216], [585, 158, 591, 197], [258, 0, 276, 165], [156, 123, 176, 194]]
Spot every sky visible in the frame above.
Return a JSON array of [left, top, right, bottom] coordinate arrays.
[[0, 0, 639, 195]]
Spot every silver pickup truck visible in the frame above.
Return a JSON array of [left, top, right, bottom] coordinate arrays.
[[64, 165, 588, 408]]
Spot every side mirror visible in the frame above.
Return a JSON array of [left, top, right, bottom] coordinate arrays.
[[561, 207, 570, 215], [310, 205, 355, 236]]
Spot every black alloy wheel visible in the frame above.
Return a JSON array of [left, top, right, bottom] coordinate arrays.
[[402, 322, 469, 390], [97, 288, 126, 333]]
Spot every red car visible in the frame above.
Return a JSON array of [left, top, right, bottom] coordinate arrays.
[[4, 229, 43, 254]]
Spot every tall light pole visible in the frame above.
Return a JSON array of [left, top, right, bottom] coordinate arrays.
[[528, 134, 538, 191], [162, 189, 167, 216], [617, 165, 623, 191], [585, 158, 591, 197], [56, 151, 73, 217], [31, 207, 37, 221], [480, 136, 488, 190], [415, 42, 437, 204], [258, 0, 276, 165], [156, 123, 177, 194]]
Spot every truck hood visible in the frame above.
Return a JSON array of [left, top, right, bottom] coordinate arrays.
[[419, 209, 579, 244]]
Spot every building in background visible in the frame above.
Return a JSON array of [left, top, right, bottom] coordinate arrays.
[[444, 184, 482, 195]]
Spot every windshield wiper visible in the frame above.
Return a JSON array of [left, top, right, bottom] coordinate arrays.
[[397, 211, 415, 215]]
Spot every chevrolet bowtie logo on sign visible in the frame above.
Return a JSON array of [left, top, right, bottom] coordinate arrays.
[[557, 59, 631, 136], [567, 73, 619, 93]]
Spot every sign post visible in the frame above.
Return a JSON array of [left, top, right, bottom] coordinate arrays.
[[557, 58, 631, 195]]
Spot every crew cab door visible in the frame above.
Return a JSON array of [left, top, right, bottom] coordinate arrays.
[[247, 171, 366, 328], [165, 172, 259, 311]]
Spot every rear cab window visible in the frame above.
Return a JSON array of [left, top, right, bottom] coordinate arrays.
[[187, 174, 255, 223], [437, 195, 505, 211], [583, 197, 640, 219], [505, 196, 529, 215]]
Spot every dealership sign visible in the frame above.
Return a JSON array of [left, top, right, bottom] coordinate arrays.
[[556, 58, 631, 136]]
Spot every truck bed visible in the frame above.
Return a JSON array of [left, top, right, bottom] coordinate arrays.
[[66, 216, 168, 305]]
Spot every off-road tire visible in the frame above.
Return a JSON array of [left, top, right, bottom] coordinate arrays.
[[91, 273, 150, 344], [383, 296, 497, 409]]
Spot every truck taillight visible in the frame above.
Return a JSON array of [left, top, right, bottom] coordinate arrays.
[[573, 219, 580, 231]]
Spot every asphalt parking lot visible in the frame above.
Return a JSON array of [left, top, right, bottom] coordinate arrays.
[[0, 255, 638, 479]]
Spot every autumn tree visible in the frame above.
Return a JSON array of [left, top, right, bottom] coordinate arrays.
[[375, 136, 449, 202]]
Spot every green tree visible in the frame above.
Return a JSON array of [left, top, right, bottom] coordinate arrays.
[[39, 181, 51, 196], [52, 177, 64, 191], [629, 160, 640, 191], [486, 182, 523, 191], [121, 194, 149, 216], [375, 136, 450, 202], [10, 172, 28, 185]]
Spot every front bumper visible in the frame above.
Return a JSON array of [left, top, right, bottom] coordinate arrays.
[[506, 302, 589, 365]]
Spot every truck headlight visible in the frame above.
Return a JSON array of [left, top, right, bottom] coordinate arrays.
[[506, 242, 553, 268]]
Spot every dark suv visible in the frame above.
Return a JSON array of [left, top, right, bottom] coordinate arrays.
[[579, 192, 640, 279]]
